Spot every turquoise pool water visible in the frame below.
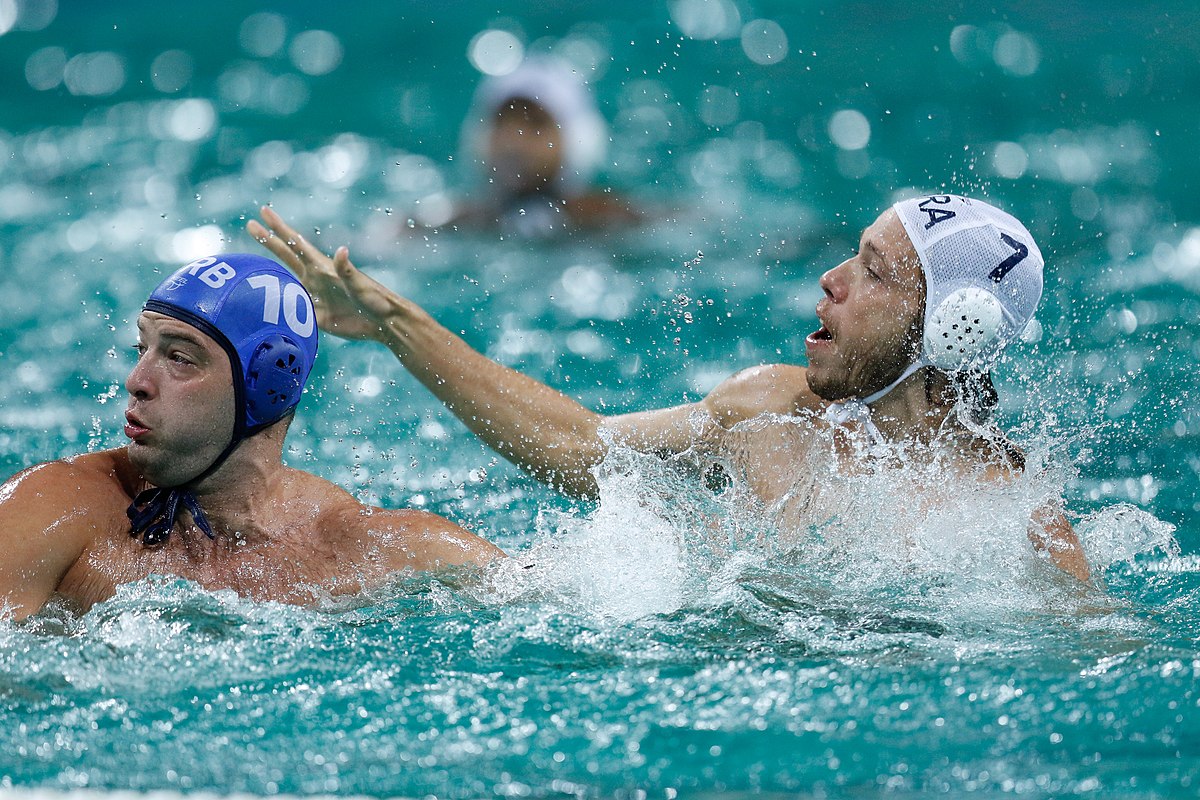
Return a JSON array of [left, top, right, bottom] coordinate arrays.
[[2, 2, 1199, 797]]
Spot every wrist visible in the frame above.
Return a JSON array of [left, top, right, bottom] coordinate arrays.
[[377, 295, 424, 353]]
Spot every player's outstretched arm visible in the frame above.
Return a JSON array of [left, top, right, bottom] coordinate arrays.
[[247, 209, 803, 500], [249, 207, 613, 497]]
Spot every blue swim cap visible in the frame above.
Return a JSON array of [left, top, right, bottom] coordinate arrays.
[[143, 253, 319, 436]]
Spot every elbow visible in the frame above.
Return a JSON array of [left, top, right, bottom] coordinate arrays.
[[529, 420, 607, 501], [530, 445, 603, 502]]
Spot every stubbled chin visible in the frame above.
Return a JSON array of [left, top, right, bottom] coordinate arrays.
[[125, 442, 157, 477], [805, 368, 847, 402], [126, 443, 185, 486]]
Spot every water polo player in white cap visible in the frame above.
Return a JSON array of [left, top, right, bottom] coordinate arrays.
[[443, 57, 640, 237], [0, 254, 504, 621], [818, 194, 1045, 436], [251, 195, 1090, 583]]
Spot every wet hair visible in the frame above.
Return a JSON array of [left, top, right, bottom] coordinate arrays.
[[924, 367, 997, 423], [924, 368, 1024, 470]]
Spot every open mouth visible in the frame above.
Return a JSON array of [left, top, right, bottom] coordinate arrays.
[[807, 325, 833, 342], [124, 412, 151, 441]]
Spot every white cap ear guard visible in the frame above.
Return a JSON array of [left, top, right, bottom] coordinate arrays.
[[924, 287, 1005, 371], [893, 194, 1044, 373]]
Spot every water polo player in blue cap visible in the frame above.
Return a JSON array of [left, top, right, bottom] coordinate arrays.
[[0, 253, 504, 621], [252, 196, 1090, 584]]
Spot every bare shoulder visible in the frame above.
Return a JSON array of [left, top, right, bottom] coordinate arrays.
[[306, 482, 505, 572], [0, 449, 132, 619], [2, 450, 133, 520], [702, 363, 822, 428]]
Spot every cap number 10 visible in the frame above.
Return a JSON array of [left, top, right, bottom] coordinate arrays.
[[184, 256, 315, 338]]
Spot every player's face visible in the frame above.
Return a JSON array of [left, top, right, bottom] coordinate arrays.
[[485, 98, 564, 195], [124, 312, 236, 487], [804, 209, 925, 402]]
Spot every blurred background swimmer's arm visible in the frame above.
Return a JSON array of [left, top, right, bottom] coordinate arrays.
[[0, 461, 94, 621], [563, 191, 643, 230], [415, 190, 641, 233]]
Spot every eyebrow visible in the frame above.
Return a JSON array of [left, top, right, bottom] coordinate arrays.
[[137, 319, 208, 351], [159, 329, 208, 350]]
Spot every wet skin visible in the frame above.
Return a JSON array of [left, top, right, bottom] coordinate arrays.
[[804, 210, 926, 403], [125, 312, 238, 488]]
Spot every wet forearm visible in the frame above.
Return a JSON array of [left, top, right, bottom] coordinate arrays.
[[373, 295, 606, 498]]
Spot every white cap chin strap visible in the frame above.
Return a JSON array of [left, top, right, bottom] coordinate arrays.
[[823, 194, 1044, 437], [822, 356, 928, 430], [860, 357, 929, 406], [824, 284, 1009, 432]]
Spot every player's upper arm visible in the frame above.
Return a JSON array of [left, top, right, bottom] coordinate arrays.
[[0, 462, 95, 620], [334, 504, 507, 573], [602, 364, 816, 461], [603, 401, 718, 459], [702, 364, 818, 427]]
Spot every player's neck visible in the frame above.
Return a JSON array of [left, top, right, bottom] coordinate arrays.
[[186, 431, 289, 543], [866, 367, 953, 444]]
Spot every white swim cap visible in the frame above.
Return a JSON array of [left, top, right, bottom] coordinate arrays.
[[462, 57, 608, 193], [893, 194, 1044, 371]]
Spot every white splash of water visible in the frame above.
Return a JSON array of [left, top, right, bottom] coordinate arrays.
[[1076, 502, 1179, 568], [513, 461, 693, 623], [491, 412, 1180, 628]]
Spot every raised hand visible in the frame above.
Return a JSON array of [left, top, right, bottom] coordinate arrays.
[[246, 206, 399, 342]]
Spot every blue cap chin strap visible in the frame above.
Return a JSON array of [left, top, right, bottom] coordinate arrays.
[[128, 486, 216, 546], [126, 396, 264, 547], [126, 253, 315, 547], [126, 374, 301, 545], [125, 412, 280, 546], [126, 306, 251, 546]]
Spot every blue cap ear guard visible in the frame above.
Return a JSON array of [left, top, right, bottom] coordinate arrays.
[[143, 253, 319, 437], [246, 333, 309, 425]]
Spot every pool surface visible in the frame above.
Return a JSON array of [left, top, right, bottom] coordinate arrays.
[[1, 2, 1198, 797]]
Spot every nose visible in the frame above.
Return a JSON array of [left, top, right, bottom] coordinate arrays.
[[819, 258, 851, 303], [125, 353, 154, 401]]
